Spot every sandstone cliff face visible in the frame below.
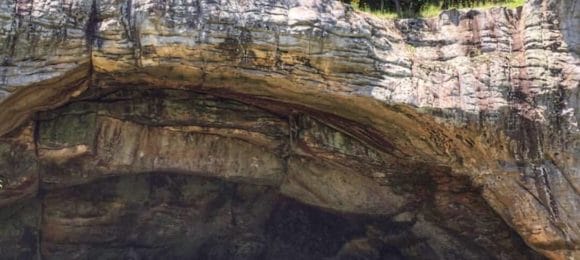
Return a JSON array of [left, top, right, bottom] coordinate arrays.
[[0, 0, 578, 259]]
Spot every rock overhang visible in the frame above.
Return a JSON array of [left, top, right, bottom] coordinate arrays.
[[0, 0, 578, 258]]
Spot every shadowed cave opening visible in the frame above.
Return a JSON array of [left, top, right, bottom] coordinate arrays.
[[10, 172, 540, 260], [0, 87, 544, 259], [39, 173, 416, 259]]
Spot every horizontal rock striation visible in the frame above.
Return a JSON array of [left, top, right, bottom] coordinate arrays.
[[1, 87, 543, 259], [0, 0, 578, 259]]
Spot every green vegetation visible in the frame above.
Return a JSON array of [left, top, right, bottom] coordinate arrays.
[[352, 3, 407, 19], [342, 0, 526, 18], [419, 3, 443, 17], [354, 4, 399, 19]]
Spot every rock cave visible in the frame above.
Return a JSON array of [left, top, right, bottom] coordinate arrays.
[[0, 0, 578, 259]]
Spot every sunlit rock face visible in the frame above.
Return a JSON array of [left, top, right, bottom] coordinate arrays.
[[0, 0, 578, 259]]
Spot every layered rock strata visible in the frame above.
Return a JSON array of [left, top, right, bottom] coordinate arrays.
[[0, 87, 544, 259], [0, 0, 578, 259]]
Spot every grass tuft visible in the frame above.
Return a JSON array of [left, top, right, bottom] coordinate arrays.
[[456, 0, 526, 11], [419, 3, 442, 18], [351, 0, 526, 19], [351, 2, 399, 19]]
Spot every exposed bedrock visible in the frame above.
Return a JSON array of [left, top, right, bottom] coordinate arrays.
[[0, 0, 578, 259], [0, 87, 545, 259]]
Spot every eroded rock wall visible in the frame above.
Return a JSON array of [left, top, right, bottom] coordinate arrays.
[[0, 87, 544, 259], [0, 0, 578, 259]]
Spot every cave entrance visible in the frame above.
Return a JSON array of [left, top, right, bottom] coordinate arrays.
[[41, 172, 414, 259], [0, 87, 542, 259]]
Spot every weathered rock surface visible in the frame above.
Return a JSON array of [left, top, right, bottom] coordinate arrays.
[[0, 88, 546, 259], [0, 0, 578, 259]]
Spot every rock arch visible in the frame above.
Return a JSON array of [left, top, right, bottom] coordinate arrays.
[[0, 0, 577, 258]]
